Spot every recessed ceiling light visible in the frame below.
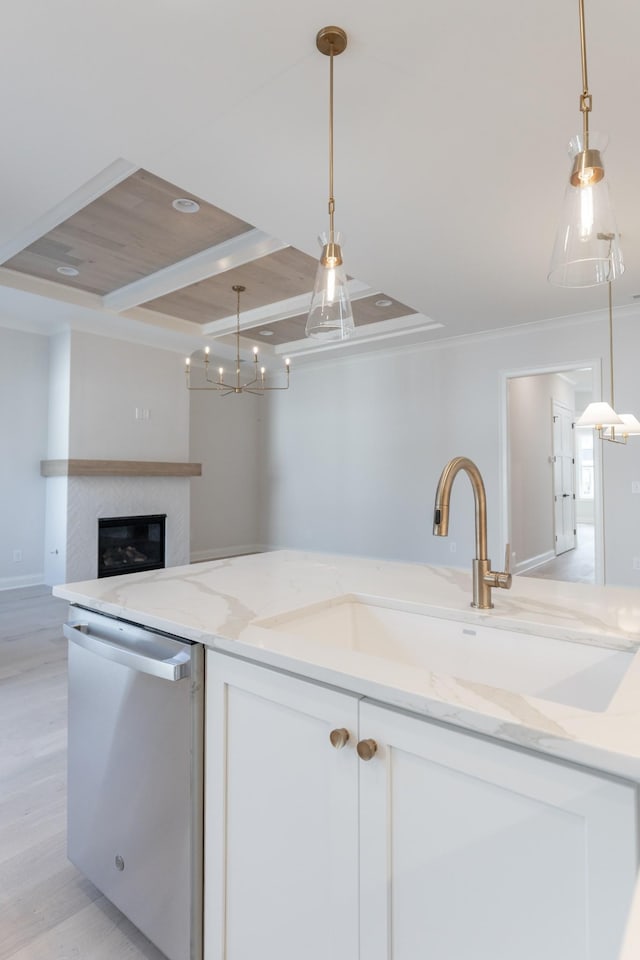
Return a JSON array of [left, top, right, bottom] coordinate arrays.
[[375, 298, 393, 307], [172, 198, 200, 214], [259, 330, 274, 336], [56, 266, 80, 277]]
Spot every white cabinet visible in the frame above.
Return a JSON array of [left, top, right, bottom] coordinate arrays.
[[358, 700, 638, 960], [205, 651, 638, 960], [205, 652, 360, 960]]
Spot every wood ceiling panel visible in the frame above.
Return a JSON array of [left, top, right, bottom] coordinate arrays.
[[241, 294, 417, 345], [4, 169, 253, 295], [143, 247, 319, 324], [246, 315, 307, 346]]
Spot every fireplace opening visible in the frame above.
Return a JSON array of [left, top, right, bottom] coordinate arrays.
[[98, 515, 166, 578]]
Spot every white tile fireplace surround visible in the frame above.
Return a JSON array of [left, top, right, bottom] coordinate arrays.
[[44, 475, 191, 586]]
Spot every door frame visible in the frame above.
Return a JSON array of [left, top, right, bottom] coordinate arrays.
[[551, 398, 577, 557], [499, 359, 604, 585]]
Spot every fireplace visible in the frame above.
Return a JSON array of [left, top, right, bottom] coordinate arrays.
[[98, 515, 166, 578]]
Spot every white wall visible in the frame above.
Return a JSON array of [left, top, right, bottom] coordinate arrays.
[[0, 327, 48, 588], [5, 306, 639, 589], [189, 389, 265, 560], [508, 373, 575, 571], [47, 330, 71, 458], [44, 331, 72, 584], [263, 348, 445, 562], [599, 311, 640, 585], [262, 309, 640, 588], [68, 331, 189, 460]]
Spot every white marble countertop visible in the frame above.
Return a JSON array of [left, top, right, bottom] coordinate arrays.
[[53, 549, 640, 781]]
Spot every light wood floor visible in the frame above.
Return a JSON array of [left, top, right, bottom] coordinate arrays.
[[0, 585, 166, 960], [520, 522, 595, 584]]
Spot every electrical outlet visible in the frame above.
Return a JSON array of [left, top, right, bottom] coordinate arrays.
[[13, 549, 22, 563], [633, 558, 640, 572], [449, 541, 457, 554], [632, 481, 640, 494]]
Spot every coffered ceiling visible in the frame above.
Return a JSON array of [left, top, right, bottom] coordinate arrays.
[[0, 0, 638, 361], [0, 165, 424, 359], [3, 170, 254, 294]]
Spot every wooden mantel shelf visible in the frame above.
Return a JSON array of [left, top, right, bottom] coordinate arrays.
[[40, 459, 202, 478]]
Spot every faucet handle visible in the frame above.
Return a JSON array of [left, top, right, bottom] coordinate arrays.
[[484, 545, 513, 592], [495, 543, 512, 590]]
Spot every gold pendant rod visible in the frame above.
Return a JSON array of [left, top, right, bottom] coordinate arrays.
[[328, 42, 335, 241], [578, 0, 591, 147], [316, 27, 347, 243], [608, 279, 615, 412], [235, 286, 241, 390], [604, 278, 626, 444], [232, 283, 246, 393]]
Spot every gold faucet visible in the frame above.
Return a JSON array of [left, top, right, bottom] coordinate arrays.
[[433, 456, 512, 610]]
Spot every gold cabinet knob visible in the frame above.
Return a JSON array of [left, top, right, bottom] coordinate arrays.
[[329, 728, 350, 750], [356, 738, 378, 761]]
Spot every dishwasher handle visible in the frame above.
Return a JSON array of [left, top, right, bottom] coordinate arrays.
[[63, 622, 191, 681]]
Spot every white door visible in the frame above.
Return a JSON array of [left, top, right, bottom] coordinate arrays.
[[552, 400, 576, 555], [204, 652, 360, 960], [358, 699, 638, 960]]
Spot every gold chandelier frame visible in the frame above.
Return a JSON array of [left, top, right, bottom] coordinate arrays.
[[185, 285, 290, 395]]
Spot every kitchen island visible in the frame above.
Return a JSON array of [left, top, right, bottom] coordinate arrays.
[[54, 550, 640, 960]]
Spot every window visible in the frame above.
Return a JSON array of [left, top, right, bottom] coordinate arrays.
[[576, 431, 594, 500]]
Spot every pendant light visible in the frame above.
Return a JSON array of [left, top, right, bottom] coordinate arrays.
[[305, 26, 355, 341], [575, 280, 639, 443], [185, 285, 290, 395], [548, 0, 623, 287]]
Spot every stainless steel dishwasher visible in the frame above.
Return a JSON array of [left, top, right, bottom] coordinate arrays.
[[64, 604, 204, 960]]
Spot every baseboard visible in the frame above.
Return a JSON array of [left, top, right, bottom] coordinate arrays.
[[514, 550, 555, 575], [190, 545, 268, 564], [0, 572, 45, 591]]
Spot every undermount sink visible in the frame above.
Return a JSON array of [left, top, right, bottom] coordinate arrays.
[[256, 595, 634, 713]]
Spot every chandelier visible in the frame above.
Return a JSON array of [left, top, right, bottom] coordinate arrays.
[[185, 284, 290, 395]]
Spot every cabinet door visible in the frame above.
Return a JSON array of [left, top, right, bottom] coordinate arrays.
[[358, 700, 638, 960], [205, 651, 359, 960]]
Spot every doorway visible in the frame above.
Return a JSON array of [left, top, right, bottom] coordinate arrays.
[[502, 364, 603, 585], [551, 400, 576, 557]]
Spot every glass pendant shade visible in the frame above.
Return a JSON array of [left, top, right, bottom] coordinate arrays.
[[305, 232, 355, 341], [575, 401, 623, 428], [548, 133, 624, 287]]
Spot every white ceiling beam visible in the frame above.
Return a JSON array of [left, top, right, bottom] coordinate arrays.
[[102, 229, 288, 313], [278, 315, 444, 357], [0, 266, 208, 338], [201, 280, 376, 336], [0, 266, 106, 310]]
